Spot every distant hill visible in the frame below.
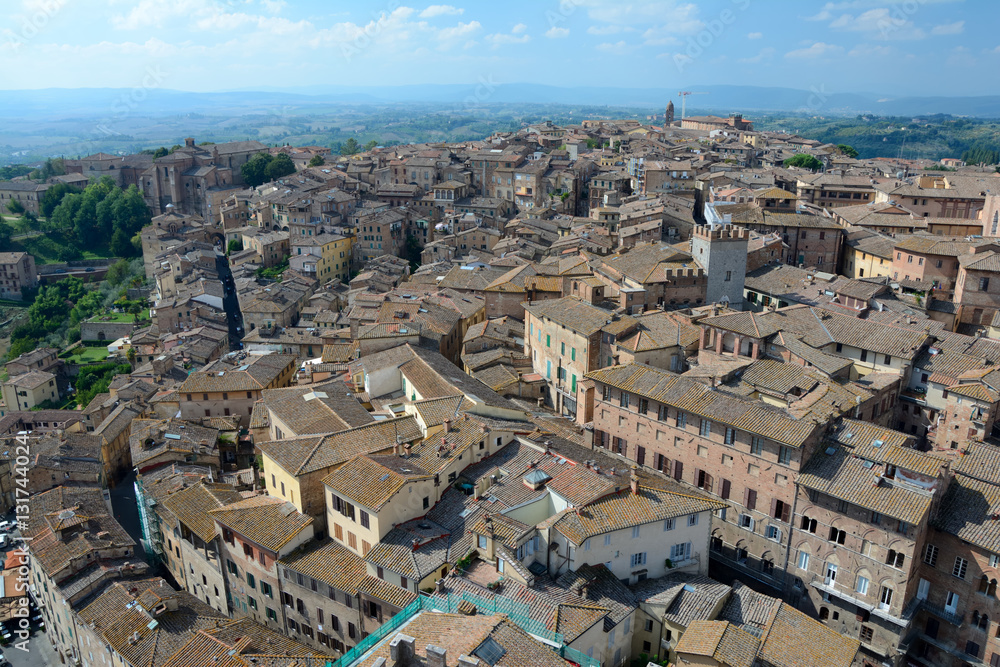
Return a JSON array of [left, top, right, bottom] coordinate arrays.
[[3, 84, 1000, 119]]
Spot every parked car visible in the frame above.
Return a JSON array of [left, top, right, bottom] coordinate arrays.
[[0, 534, 9, 548], [0, 521, 13, 533]]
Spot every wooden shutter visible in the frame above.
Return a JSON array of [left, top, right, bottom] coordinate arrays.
[[770, 498, 778, 520], [747, 489, 757, 511], [694, 468, 703, 488], [721, 479, 731, 500], [780, 501, 791, 523], [674, 461, 684, 481], [743, 488, 750, 507], [704, 473, 713, 494], [637, 446, 646, 466]]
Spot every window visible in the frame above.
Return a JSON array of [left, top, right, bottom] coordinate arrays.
[[739, 514, 756, 531], [981, 278, 991, 291], [700, 419, 712, 437], [605, 534, 612, 546], [688, 514, 699, 527], [261, 582, 273, 598], [860, 625, 873, 643], [990, 553, 1000, 568], [663, 518, 674, 531], [246, 573, 256, 589], [797, 551, 810, 570], [828, 527, 846, 545], [632, 526, 641, 539], [955, 557, 969, 579], [670, 542, 691, 562], [630, 552, 647, 567], [801, 516, 817, 533], [886, 550, 904, 569], [766, 525, 781, 541], [965, 641, 980, 659], [724, 428, 735, 445], [879, 585, 893, 610], [583, 539, 590, 551], [778, 446, 792, 466], [825, 562, 838, 583], [750, 437, 763, 456], [870, 510, 881, 525], [546, 334, 550, 347], [676, 412, 687, 428], [620, 392, 630, 408], [360, 510, 370, 529], [266, 608, 277, 622], [744, 489, 757, 511], [856, 575, 869, 596]]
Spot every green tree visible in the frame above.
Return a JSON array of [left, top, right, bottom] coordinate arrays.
[[364, 140, 379, 151], [265, 153, 296, 181], [40, 183, 83, 220], [241, 152, 272, 188], [836, 144, 859, 158], [151, 147, 169, 159], [340, 138, 361, 156], [308, 154, 325, 167], [784, 154, 824, 171], [0, 221, 12, 251], [6, 200, 24, 215], [227, 238, 243, 255]]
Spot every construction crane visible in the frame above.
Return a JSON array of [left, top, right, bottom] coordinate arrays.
[[677, 91, 708, 121]]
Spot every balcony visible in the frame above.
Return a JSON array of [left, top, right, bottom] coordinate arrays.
[[809, 579, 909, 628], [903, 596, 964, 627]]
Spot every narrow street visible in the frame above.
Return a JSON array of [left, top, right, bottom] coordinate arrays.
[[215, 253, 244, 351]]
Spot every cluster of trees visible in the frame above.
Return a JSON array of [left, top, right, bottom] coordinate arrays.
[[48, 177, 151, 256], [74, 361, 133, 408], [337, 138, 379, 156], [836, 144, 859, 158], [962, 146, 1000, 165], [784, 153, 824, 171], [7, 259, 145, 357], [0, 165, 32, 180], [241, 152, 296, 187]]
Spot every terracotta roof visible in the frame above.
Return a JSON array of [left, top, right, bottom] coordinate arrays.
[[278, 537, 367, 594], [209, 495, 313, 553], [758, 603, 859, 667], [551, 483, 724, 545], [675, 620, 759, 667], [159, 482, 245, 543]]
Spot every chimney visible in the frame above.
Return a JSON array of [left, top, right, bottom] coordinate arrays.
[[390, 634, 416, 666], [435, 578, 446, 594], [443, 418, 451, 433], [396, 440, 405, 457], [412, 538, 420, 551], [458, 657, 479, 667], [185, 137, 195, 148], [630, 468, 639, 494], [426, 645, 447, 667]]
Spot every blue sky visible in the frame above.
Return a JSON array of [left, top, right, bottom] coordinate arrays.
[[0, 0, 995, 96]]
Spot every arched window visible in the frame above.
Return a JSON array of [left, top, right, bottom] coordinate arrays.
[[819, 607, 829, 621], [979, 614, 990, 630]]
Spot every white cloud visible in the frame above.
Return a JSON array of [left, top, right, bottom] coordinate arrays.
[[111, 0, 206, 29], [642, 26, 681, 46], [579, 0, 702, 32], [420, 5, 464, 18], [825, 8, 926, 39], [747, 32, 762, 39], [512, 23, 528, 34], [596, 40, 634, 55], [545, 27, 569, 39], [486, 32, 530, 48], [848, 43, 891, 57], [260, 0, 286, 14], [587, 25, 623, 35], [931, 20, 964, 35], [437, 20, 481, 44], [785, 41, 844, 59], [738, 47, 774, 63]]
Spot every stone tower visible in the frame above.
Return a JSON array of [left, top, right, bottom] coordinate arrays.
[[691, 224, 749, 310], [665, 100, 675, 126]]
